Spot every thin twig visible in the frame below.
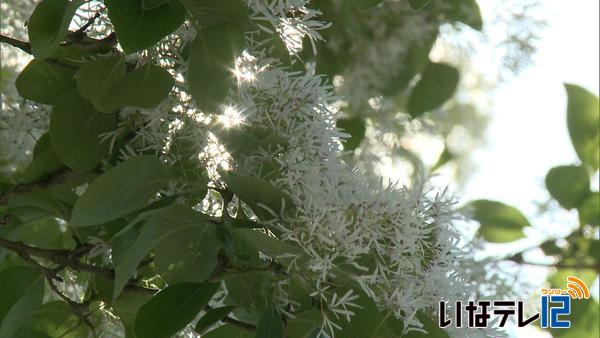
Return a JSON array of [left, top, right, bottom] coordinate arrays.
[[0, 34, 31, 54]]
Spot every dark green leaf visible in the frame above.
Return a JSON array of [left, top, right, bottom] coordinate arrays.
[[0, 267, 44, 338], [105, 63, 174, 109], [19, 301, 89, 338], [28, 0, 83, 58], [224, 174, 294, 220], [70, 155, 171, 226], [469, 200, 530, 243], [337, 117, 366, 151], [113, 204, 211, 299], [336, 290, 402, 338], [111, 290, 153, 338], [202, 325, 253, 338], [142, 0, 170, 11], [287, 309, 322, 338], [15, 59, 76, 104], [545, 165, 591, 209], [255, 307, 284, 338], [75, 55, 126, 113], [21, 136, 64, 184], [188, 22, 245, 111], [565, 84, 600, 172], [49, 89, 116, 172], [578, 192, 600, 227], [351, 0, 383, 11], [134, 283, 220, 338], [180, 0, 250, 29], [194, 306, 234, 334], [154, 225, 220, 284], [407, 62, 459, 117], [105, 0, 186, 54]]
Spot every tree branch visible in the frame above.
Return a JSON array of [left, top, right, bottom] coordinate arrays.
[[0, 34, 31, 54]]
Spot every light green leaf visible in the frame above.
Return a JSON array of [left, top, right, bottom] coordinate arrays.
[[255, 307, 284, 338], [49, 89, 116, 172], [224, 174, 294, 220], [407, 62, 459, 117], [202, 325, 253, 338], [336, 290, 402, 338], [545, 165, 591, 210], [188, 22, 245, 112], [337, 117, 366, 151], [28, 0, 83, 58], [134, 283, 220, 338], [194, 306, 235, 335], [154, 225, 220, 284], [565, 84, 600, 172], [105, 0, 186, 54], [111, 290, 153, 338], [15, 59, 76, 104], [75, 55, 126, 113], [105, 63, 174, 109], [112, 204, 211, 299], [351, 0, 383, 11], [469, 200, 530, 243], [578, 192, 600, 227], [403, 312, 450, 337], [70, 156, 171, 226]]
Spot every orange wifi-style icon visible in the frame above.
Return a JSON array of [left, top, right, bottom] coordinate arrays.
[[565, 276, 590, 299]]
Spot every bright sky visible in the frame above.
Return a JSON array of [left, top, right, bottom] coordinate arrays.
[[462, 1, 599, 337]]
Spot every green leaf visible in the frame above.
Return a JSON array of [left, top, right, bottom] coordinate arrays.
[[408, 0, 431, 10], [194, 306, 234, 334], [15, 59, 76, 104], [441, 0, 483, 30], [19, 301, 89, 338], [232, 229, 304, 267], [49, 89, 116, 172], [180, 0, 250, 29], [20, 135, 64, 184], [224, 174, 294, 220], [134, 283, 220, 338], [75, 55, 126, 113], [336, 290, 402, 338], [105, 63, 174, 109], [111, 290, 153, 338], [403, 312, 450, 337], [0, 267, 44, 338], [351, 0, 383, 11], [4, 191, 72, 222], [202, 325, 253, 338], [105, 0, 186, 54], [469, 200, 530, 243], [287, 309, 322, 338], [142, 0, 170, 11], [545, 165, 591, 210], [565, 84, 600, 172], [407, 62, 459, 117], [337, 117, 366, 151], [70, 155, 171, 226], [27, 0, 83, 58], [255, 307, 284, 338], [154, 225, 220, 284], [225, 271, 272, 312], [578, 192, 600, 226], [188, 22, 245, 112], [113, 204, 211, 299]]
